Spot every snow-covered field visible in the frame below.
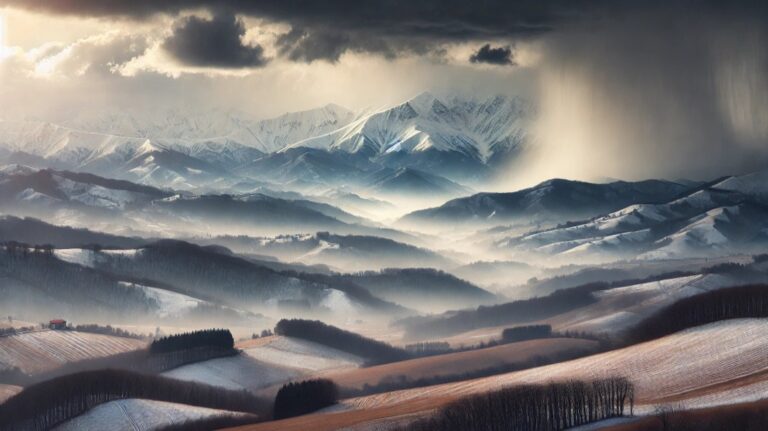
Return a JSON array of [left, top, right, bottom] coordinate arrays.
[[0, 330, 146, 374], [162, 353, 300, 392], [243, 336, 364, 372], [550, 273, 738, 334], [346, 319, 768, 413], [53, 398, 249, 431]]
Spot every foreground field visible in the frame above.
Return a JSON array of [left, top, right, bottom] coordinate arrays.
[[53, 398, 250, 431], [324, 337, 597, 391], [0, 384, 21, 403], [233, 319, 768, 431], [0, 330, 147, 374]]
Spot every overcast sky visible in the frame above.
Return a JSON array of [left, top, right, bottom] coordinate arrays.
[[1, 1, 767, 185]]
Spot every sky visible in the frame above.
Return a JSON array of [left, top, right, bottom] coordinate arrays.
[[0, 1, 767, 185]]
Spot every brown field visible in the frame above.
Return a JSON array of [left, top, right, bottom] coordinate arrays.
[[227, 319, 768, 431], [601, 397, 768, 430], [0, 330, 147, 374], [228, 396, 456, 431], [235, 335, 277, 350], [324, 337, 598, 390], [0, 384, 22, 403]]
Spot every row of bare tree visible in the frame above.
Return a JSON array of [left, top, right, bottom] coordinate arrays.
[[402, 377, 634, 431]]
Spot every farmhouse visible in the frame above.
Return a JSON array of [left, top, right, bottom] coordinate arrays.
[[49, 319, 67, 330]]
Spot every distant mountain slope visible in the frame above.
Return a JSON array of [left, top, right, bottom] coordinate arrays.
[[0, 166, 415, 239], [200, 232, 450, 272], [366, 167, 472, 198], [0, 94, 530, 192], [342, 268, 498, 312], [400, 178, 693, 227], [81, 240, 407, 317], [286, 93, 531, 162], [0, 216, 146, 248], [495, 169, 768, 261]]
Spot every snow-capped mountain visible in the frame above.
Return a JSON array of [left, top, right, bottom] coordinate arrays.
[[285, 92, 532, 163], [0, 94, 531, 192], [65, 105, 356, 154]]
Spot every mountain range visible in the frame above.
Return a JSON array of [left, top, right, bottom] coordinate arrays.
[[0, 93, 533, 199]]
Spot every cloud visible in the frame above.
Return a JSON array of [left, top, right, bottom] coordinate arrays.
[[469, 44, 514, 65], [163, 12, 268, 68], [0, 0, 577, 62]]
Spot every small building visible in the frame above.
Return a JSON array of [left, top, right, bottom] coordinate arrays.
[[49, 319, 67, 330]]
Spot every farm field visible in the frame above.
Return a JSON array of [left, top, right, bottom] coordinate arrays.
[[231, 319, 768, 431], [0, 330, 146, 374], [549, 273, 738, 334], [0, 384, 21, 403], [324, 337, 598, 391], [242, 336, 364, 372], [53, 398, 251, 431], [162, 353, 301, 392]]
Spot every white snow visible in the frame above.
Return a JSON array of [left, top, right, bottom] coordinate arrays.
[[242, 336, 364, 372], [162, 354, 300, 392], [319, 289, 357, 314], [53, 398, 248, 431], [119, 282, 202, 318], [54, 248, 97, 268], [714, 169, 768, 201]]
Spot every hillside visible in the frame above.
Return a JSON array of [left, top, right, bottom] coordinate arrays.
[[324, 338, 598, 392], [400, 178, 692, 227], [0, 330, 146, 375], [489, 170, 768, 262], [236, 319, 768, 431], [54, 399, 253, 431], [342, 269, 496, 312]]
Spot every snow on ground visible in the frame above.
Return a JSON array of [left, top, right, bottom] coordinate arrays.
[[345, 319, 768, 413], [162, 354, 300, 392], [53, 398, 249, 431], [714, 169, 768, 201], [243, 336, 364, 372], [119, 282, 202, 318], [550, 273, 736, 334], [54, 248, 97, 267], [0, 330, 146, 374], [320, 289, 357, 314]]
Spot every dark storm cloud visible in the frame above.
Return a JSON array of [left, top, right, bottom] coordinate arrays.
[[162, 12, 268, 68], [0, 0, 588, 62], [470, 44, 515, 65], [3, 1, 767, 65]]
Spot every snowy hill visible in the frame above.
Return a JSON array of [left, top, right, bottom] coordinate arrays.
[[495, 170, 768, 261], [400, 178, 692, 227]]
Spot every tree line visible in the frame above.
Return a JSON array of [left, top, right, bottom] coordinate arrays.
[[144, 329, 237, 372], [273, 379, 339, 420], [341, 343, 599, 398], [0, 369, 269, 431], [625, 284, 768, 343], [501, 325, 553, 342], [150, 329, 234, 353], [274, 319, 411, 365], [401, 377, 634, 431]]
